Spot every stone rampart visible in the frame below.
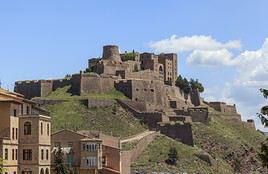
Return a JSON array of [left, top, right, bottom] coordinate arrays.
[[158, 122, 194, 146], [121, 132, 159, 174], [15, 80, 49, 99], [80, 73, 117, 95], [188, 107, 209, 123]]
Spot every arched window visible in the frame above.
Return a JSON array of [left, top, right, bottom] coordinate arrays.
[[24, 122, 31, 135], [45, 168, 49, 174], [40, 168, 44, 174]]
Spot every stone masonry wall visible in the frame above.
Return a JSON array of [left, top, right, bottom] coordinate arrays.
[[80, 74, 117, 95], [158, 123, 194, 146], [15, 81, 42, 99], [121, 132, 159, 174]]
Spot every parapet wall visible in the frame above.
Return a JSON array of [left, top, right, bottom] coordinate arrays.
[[121, 132, 159, 174]]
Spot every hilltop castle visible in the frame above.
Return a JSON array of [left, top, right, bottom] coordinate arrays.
[[15, 45, 201, 110]]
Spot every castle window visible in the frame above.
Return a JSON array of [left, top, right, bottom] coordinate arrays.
[[135, 98, 138, 101], [40, 168, 44, 174], [150, 89, 154, 92], [45, 168, 49, 174], [24, 122, 31, 135], [13, 109, 17, 117], [136, 88, 139, 91]]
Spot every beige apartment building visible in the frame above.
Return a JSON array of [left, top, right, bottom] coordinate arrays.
[[51, 129, 121, 174], [0, 88, 51, 174]]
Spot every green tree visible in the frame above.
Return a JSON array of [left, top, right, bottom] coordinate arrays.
[[175, 75, 191, 94], [190, 78, 204, 93], [257, 88, 268, 168], [0, 158, 6, 174], [54, 147, 68, 174], [166, 147, 178, 165], [175, 75, 204, 94]]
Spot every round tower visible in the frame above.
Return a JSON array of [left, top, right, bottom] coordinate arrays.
[[102, 45, 121, 62]]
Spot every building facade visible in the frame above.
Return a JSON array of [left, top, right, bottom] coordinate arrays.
[[51, 130, 121, 174], [0, 88, 51, 174]]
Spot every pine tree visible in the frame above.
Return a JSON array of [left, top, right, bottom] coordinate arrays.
[[54, 147, 68, 174]]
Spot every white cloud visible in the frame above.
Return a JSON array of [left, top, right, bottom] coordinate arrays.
[[149, 35, 241, 52], [186, 49, 235, 66], [149, 35, 241, 66]]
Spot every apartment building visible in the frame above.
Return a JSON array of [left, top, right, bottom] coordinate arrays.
[[0, 88, 51, 174], [51, 129, 121, 174]]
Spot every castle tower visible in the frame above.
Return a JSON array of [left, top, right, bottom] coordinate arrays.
[[102, 45, 122, 62]]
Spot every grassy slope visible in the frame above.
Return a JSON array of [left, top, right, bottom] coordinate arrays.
[[35, 85, 127, 100], [42, 87, 146, 138], [132, 111, 267, 174], [45, 101, 147, 138]]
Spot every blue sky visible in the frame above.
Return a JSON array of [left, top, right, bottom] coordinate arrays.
[[1, 1, 268, 130]]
